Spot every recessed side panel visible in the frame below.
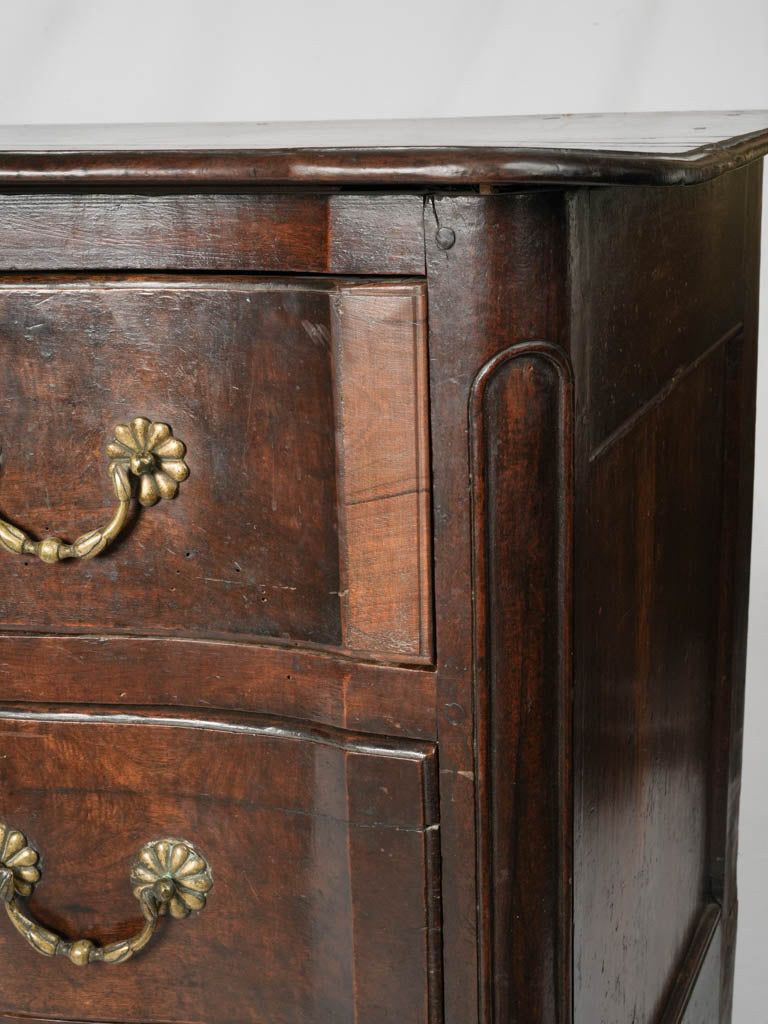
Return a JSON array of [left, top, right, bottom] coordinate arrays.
[[570, 163, 762, 1024], [577, 171, 748, 452], [575, 346, 727, 1024]]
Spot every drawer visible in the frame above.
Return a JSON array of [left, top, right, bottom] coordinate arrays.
[[0, 192, 426, 276], [0, 709, 440, 1024], [0, 276, 431, 663]]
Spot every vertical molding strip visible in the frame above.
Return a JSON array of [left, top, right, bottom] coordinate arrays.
[[470, 340, 574, 1024]]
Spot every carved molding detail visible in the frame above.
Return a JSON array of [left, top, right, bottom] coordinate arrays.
[[469, 340, 573, 1024]]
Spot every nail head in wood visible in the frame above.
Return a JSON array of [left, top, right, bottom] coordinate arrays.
[[435, 226, 456, 250]]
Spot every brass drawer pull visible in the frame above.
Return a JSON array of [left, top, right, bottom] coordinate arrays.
[[0, 824, 213, 966], [0, 417, 189, 563]]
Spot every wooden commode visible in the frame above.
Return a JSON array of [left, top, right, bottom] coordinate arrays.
[[0, 112, 766, 1024]]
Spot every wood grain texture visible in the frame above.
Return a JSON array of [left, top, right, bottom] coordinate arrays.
[[574, 171, 749, 453], [0, 276, 431, 663], [1, 1019, 137, 1023], [569, 166, 761, 1024], [0, 193, 426, 275], [575, 338, 726, 1024], [0, 634, 437, 740], [0, 277, 342, 645], [659, 905, 722, 1024], [1, 1018, 121, 1023], [424, 192, 568, 1024], [0, 708, 440, 1024], [334, 283, 432, 658], [0, 111, 767, 186], [710, 161, 763, 1023], [470, 341, 573, 1024]]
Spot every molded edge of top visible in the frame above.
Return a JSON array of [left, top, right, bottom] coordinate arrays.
[[0, 111, 766, 187]]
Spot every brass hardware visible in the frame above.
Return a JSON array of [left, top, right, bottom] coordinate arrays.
[[0, 824, 212, 966], [0, 417, 189, 563]]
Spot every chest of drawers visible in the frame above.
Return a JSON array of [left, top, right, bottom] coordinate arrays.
[[0, 112, 766, 1024]]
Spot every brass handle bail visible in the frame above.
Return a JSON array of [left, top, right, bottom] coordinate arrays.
[[0, 417, 189, 563], [0, 824, 212, 966]]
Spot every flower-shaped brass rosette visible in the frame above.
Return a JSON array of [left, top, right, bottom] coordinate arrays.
[[0, 824, 212, 967], [0, 823, 41, 902], [107, 417, 189, 508], [130, 838, 214, 920], [0, 415, 190, 563]]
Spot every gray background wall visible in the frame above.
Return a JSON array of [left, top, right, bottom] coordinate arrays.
[[0, 2, 765, 1018]]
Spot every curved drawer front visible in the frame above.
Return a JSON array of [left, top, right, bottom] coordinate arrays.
[[0, 276, 431, 661], [0, 710, 440, 1024]]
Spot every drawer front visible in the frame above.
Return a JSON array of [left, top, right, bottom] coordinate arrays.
[[0, 193, 426, 275], [0, 710, 440, 1024], [0, 276, 431, 662]]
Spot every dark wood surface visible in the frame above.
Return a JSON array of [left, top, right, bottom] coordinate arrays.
[[0, 193, 426, 275], [424, 191, 569, 1024], [659, 906, 723, 1024], [0, 120, 762, 1024], [0, 707, 440, 1024], [470, 341, 572, 1024], [577, 346, 725, 1020], [0, 276, 431, 662], [0, 633, 438, 739], [568, 164, 762, 1024], [0, 111, 766, 186]]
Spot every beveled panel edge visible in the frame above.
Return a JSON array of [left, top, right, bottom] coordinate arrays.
[[589, 322, 745, 465], [470, 340, 574, 1024], [333, 281, 433, 660], [657, 903, 722, 1024]]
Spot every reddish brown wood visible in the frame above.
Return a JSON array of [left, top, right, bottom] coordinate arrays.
[[334, 283, 432, 658], [0, 707, 440, 1024], [0, 193, 426, 275], [0, 634, 437, 739], [0, 111, 766, 187], [0, 276, 431, 663], [0, 119, 763, 1024]]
